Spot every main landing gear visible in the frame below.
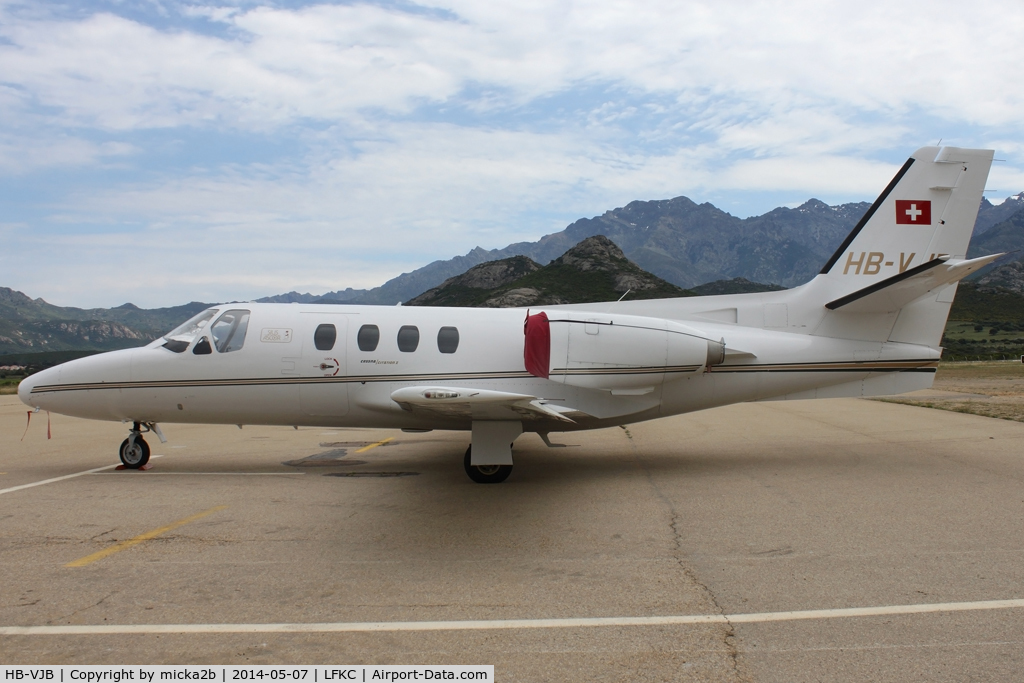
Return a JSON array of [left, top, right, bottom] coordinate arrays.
[[118, 421, 165, 469], [463, 420, 521, 484], [464, 446, 513, 484]]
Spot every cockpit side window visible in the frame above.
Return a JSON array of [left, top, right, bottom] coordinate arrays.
[[193, 338, 213, 355], [210, 309, 251, 353], [162, 309, 218, 353]]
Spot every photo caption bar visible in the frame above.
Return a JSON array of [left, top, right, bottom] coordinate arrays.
[[0, 667, 493, 683]]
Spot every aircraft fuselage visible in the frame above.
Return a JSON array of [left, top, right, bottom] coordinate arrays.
[[19, 302, 939, 433]]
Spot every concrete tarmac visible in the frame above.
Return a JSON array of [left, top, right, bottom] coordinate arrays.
[[1, 394, 1023, 681]]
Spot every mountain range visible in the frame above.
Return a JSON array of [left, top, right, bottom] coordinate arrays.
[[266, 191, 1024, 306], [0, 288, 209, 355], [3, 191, 1024, 358]]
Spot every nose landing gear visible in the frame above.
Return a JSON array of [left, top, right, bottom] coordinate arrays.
[[119, 434, 150, 468], [118, 421, 165, 469]]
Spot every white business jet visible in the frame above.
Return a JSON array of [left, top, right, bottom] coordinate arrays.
[[19, 146, 1000, 483]]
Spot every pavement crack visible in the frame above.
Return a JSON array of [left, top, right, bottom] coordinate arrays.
[[621, 426, 749, 682], [57, 591, 116, 624]]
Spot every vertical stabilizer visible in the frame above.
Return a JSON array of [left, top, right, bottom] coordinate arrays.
[[806, 146, 994, 346], [820, 146, 992, 282]]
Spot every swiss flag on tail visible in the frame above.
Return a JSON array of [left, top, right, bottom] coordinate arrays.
[[895, 200, 931, 225]]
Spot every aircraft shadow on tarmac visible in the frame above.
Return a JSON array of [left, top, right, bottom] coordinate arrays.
[[129, 430, 870, 489]]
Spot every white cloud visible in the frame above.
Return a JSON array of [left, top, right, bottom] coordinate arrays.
[[0, 134, 136, 173], [2, 0, 1023, 307], [986, 164, 1024, 198], [3, 1, 1023, 132], [4, 120, 915, 307]]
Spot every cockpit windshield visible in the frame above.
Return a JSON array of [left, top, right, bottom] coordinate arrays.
[[162, 309, 218, 353]]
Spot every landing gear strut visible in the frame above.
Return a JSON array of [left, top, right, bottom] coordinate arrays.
[[119, 421, 156, 469], [464, 445, 513, 484]]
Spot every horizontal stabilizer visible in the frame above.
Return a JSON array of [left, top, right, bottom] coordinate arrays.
[[825, 253, 1004, 313], [391, 386, 579, 423]]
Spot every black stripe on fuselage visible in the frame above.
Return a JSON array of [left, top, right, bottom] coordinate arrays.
[[30, 370, 535, 393], [551, 365, 704, 376], [709, 359, 938, 373], [30, 359, 938, 394]]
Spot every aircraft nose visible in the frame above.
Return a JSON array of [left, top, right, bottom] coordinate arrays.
[[18, 366, 54, 409]]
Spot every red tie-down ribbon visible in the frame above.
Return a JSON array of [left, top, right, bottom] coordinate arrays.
[[20, 411, 52, 441]]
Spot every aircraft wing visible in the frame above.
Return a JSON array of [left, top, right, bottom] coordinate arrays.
[[825, 253, 1004, 313], [390, 386, 582, 423]]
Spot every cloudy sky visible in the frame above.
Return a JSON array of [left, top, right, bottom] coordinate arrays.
[[2, 0, 1023, 308]]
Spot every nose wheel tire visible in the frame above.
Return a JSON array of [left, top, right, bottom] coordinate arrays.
[[119, 436, 151, 469], [464, 446, 513, 484]]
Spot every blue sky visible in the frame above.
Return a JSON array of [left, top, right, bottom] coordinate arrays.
[[2, 0, 1023, 308]]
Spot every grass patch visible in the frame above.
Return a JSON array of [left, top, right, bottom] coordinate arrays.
[[877, 397, 1024, 423], [873, 360, 1024, 424], [933, 360, 1024, 380], [0, 376, 23, 395]]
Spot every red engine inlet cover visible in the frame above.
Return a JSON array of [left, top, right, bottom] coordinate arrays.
[[524, 311, 550, 379]]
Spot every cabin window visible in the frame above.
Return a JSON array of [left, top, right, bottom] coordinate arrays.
[[193, 337, 213, 355], [210, 309, 251, 353], [397, 325, 420, 352], [162, 309, 218, 353], [437, 326, 459, 354], [357, 324, 380, 352], [314, 323, 337, 351]]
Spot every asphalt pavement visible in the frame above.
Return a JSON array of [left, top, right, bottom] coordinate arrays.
[[2, 394, 1023, 681]]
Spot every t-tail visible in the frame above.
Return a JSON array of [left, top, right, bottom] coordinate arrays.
[[786, 146, 999, 347]]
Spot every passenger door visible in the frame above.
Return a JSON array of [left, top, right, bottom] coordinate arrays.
[[299, 314, 349, 417]]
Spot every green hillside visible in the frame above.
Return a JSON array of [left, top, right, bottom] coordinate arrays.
[[942, 283, 1024, 360], [0, 287, 212, 356]]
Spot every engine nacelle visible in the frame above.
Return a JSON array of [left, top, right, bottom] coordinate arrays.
[[527, 311, 720, 392]]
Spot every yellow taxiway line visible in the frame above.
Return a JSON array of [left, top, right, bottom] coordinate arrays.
[[355, 437, 394, 453], [65, 505, 228, 568]]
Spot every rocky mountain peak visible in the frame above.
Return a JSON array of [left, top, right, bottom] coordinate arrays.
[[550, 235, 629, 273], [976, 257, 1024, 294], [405, 256, 541, 306], [974, 191, 1024, 235], [0, 287, 34, 305], [797, 199, 830, 211], [407, 236, 691, 308], [453, 255, 542, 289]]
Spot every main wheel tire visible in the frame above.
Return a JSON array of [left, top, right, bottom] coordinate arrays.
[[119, 436, 151, 469], [463, 446, 512, 484]]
